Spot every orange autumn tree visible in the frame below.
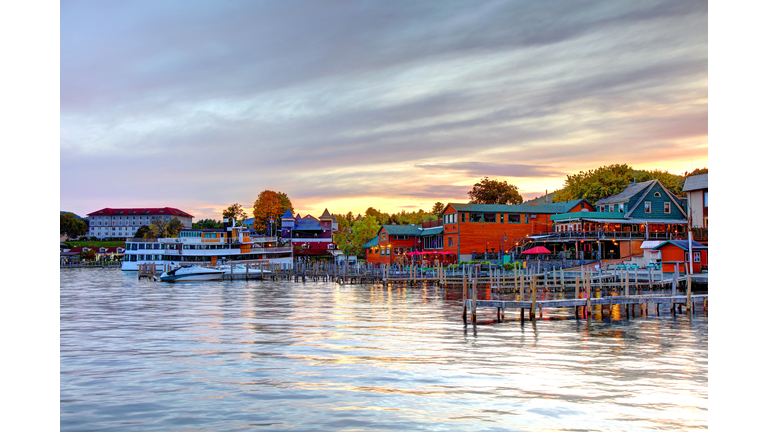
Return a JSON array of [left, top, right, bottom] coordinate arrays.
[[252, 190, 294, 235]]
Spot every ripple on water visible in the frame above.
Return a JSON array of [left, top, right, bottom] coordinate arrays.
[[61, 268, 707, 431]]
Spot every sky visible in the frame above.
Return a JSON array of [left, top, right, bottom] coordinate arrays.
[[60, 0, 708, 221]]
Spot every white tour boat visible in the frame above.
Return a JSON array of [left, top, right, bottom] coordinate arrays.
[[122, 221, 293, 273]]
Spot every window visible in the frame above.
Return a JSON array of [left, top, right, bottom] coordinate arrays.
[[448, 237, 453, 247], [580, 202, 585, 209], [469, 213, 483, 222], [609, 205, 614, 212], [704, 191, 708, 207], [525, 214, 529, 224], [508, 214, 521, 224], [654, 192, 661, 197], [619, 203, 624, 212], [461, 213, 465, 223], [645, 202, 651, 213], [693, 251, 701, 263], [664, 202, 671, 213], [483, 213, 496, 223], [500, 214, 504, 223]]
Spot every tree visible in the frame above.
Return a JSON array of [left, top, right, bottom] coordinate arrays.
[[222, 203, 248, 224], [467, 177, 523, 205], [253, 190, 294, 235], [167, 218, 183, 237], [79, 249, 96, 261], [192, 219, 222, 229], [60, 212, 87, 239], [553, 164, 686, 202], [431, 202, 445, 215], [148, 217, 182, 238], [685, 167, 708, 177], [333, 217, 356, 259], [134, 225, 152, 238], [352, 215, 381, 256]]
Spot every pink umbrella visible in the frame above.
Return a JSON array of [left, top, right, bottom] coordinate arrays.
[[522, 246, 552, 254]]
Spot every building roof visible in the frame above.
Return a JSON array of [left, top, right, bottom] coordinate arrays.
[[293, 215, 322, 230], [653, 240, 708, 250], [595, 180, 655, 205], [682, 173, 708, 192], [550, 212, 687, 225], [362, 237, 379, 248], [421, 226, 444, 236], [281, 209, 294, 219], [88, 207, 194, 218], [550, 211, 627, 222], [381, 225, 424, 236], [319, 208, 335, 220], [446, 199, 589, 215]]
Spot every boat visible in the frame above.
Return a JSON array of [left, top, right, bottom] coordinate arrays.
[[122, 221, 293, 273], [159, 265, 225, 282]]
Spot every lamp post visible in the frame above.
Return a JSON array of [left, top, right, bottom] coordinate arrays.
[[269, 216, 274, 238], [500, 232, 507, 265]]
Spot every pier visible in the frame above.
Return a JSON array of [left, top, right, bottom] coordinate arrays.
[[134, 261, 707, 322]]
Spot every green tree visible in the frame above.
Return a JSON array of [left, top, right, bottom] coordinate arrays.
[[148, 217, 182, 238], [167, 218, 183, 237], [222, 203, 248, 224], [353, 215, 381, 256], [192, 219, 222, 229], [79, 249, 96, 261], [134, 225, 151, 238], [553, 164, 685, 202], [431, 202, 445, 215], [468, 177, 523, 205], [333, 217, 356, 259], [60, 212, 87, 239], [685, 167, 708, 177]]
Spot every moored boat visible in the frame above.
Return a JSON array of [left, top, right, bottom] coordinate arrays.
[[159, 265, 225, 282]]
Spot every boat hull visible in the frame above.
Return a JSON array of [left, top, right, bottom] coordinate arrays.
[[159, 267, 225, 282]]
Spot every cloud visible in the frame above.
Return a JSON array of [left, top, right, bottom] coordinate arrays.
[[60, 0, 708, 220]]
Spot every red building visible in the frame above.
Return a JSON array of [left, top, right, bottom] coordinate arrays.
[[441, 199, 593, 262], [653, 240, 708, 273], [364, 222, 450, 266]]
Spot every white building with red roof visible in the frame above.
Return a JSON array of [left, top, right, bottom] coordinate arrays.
[[87, 207, 194, 240]]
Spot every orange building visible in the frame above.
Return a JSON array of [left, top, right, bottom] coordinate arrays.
[[653, 240, 708, 273], [440, 200, 592, 262]]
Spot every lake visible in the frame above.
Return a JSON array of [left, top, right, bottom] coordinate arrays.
[[60, 268, 707, 431]]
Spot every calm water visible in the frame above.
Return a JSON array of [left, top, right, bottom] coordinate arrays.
[[61, 268, 707, 431]]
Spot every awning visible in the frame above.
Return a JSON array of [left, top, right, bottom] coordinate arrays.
[[640, 241, 664, 249]]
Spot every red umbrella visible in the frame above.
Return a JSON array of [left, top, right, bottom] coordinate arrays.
[[522, 246, 552, 254]]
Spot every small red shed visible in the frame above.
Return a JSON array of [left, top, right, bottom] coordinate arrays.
[[653, 240, 708, 273]]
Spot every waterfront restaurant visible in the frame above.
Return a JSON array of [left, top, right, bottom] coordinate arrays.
[[540, 180, 689, 260]]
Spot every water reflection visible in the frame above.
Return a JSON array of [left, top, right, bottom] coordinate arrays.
[[61, 268, 707, 431]]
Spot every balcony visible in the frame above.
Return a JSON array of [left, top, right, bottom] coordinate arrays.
[[527, 230, 680, 242]]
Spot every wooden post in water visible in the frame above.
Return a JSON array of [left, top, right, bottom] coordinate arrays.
[[530, 275, 537, 321], [462, 275, 467, 322], [624, 267, 629, 297], [560, 267, 565, 292], [585, 274, 592, 318], [686, 274, 692, 311], [471, 278, 477, 323], [575, 275, 581, 316]]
